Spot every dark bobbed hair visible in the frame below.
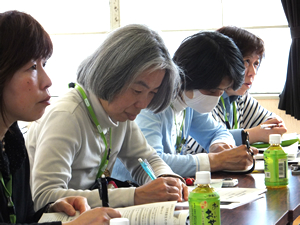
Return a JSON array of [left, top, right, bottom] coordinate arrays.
[[77, 24, 180, 113], [0, 10, 53, 123], [217, 26, 265, 63], [173, 31, 245, 92]]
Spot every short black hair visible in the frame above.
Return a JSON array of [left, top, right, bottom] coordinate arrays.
[[173, 31, 245, 92]]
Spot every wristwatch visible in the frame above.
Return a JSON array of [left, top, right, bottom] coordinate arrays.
[[241, 130, 249, 145]]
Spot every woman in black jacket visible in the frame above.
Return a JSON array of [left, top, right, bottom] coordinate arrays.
[[0, 10, 121, 225]]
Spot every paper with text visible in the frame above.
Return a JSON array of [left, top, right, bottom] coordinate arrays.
[[38, 211, 80, 223], [116, 201, 188, 225]]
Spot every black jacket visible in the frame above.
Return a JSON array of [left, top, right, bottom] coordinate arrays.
[[0, 122, 61, 225]]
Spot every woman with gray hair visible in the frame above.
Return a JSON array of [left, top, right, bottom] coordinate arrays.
[[26, 24, 188, 211]]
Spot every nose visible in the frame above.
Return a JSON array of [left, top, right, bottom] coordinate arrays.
[[41, 67, 52, 89], [218, 90, 224, 96], [215, 90, 224, 97], [245, 64, 257, 77], [134, 96, 151, 109]]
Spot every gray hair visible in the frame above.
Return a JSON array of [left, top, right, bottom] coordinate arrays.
[[77, 24, 180, 113]]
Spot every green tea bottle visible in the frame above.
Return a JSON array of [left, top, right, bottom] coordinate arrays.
[[264, 134, 288, 189], [188, 171, 221, 225]]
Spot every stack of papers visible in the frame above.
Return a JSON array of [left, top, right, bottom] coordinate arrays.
[[216, 188, 266, 209]]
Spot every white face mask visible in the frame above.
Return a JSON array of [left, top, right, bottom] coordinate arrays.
[[183, 90, 220, 113]]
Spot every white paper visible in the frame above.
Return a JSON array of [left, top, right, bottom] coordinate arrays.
[[38, 211, 80, 223], [116, 201, 188, 225], [39, 202, 189, 225]]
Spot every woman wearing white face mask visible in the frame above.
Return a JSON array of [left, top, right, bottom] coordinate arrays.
[[112, 31, 258, 180], [186, 26, 287, 155]]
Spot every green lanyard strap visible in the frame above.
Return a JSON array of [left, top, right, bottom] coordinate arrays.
[[220, 96, 237, 130], [174, 109, 186, 154], [0, 172, 16, 224], [75, 84, 111, 179]]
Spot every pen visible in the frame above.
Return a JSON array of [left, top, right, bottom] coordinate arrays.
[[243, 131, 253, 156], [138, 158, 156, 180], [99, 174, 109, 207], [144, 159, 155, 175], [260, 124, 280, 129]]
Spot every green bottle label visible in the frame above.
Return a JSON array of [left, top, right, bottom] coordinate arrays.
[[188, 191, 220, 225], [264, 147, 288, 187]]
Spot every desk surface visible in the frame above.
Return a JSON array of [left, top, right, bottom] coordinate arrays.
[[212, 168, 300, 225]]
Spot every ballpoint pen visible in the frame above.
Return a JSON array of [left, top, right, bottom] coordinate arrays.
[[242, 131, 255, 174], [99, 174, 109, 207], [260, 124, 281, 129], [138, 158, 156, 180], [245, 135, 254, 156], [144, 159, 155, 175], [242, 131, 253, 156]]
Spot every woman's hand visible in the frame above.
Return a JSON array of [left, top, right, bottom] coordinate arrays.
[[209, 142, 235, 153], [63, 207, 122, 225], [208, 145, 258, 172], [246, 117, 287, 143], [134, 177, 188, 205], [49, 196, 90, 216]]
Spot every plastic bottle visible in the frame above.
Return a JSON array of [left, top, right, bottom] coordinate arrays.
[[188, 171, 221, 225], [264, 134, 288, 189]]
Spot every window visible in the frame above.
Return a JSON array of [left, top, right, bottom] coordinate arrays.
[[2, 0, 289, 95], [2, 0, 110, 97]]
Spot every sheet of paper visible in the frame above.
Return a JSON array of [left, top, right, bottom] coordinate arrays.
[[38, 211, 80, 223], [116, 201, 188, 225], [253, 159, 265, 172], [215, 188, 266, 203], [39, 202, 189, 225]]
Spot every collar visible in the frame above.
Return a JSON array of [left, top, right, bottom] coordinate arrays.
[[223, 92, 239, 103], [171, 97, 187, 114]]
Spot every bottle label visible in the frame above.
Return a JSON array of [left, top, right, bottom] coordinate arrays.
[[189, 195, 220, 225], [278, 158, 287, 178], [264, 149, 288, 187]]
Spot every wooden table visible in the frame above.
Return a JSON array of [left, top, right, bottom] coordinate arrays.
[[212, 168, 300, 225]]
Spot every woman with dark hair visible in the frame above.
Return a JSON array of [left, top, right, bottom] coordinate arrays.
[[112, 31, 258, 180], [186, 26, 287, 154], [26, 23, 188, 211], [0, 10, 121, 225]]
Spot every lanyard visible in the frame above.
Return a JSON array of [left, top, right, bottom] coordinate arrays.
[[0, 172, 16, 224], [220, 96, 237, 130], [75, 84, 111, 179], [173, 109, 186, 153]]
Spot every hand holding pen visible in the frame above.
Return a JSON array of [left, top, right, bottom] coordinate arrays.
[[260, 116, 286, 130], [245, 116, 287, 144]]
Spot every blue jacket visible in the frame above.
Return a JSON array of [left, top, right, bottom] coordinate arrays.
[[112, 106, 235, 180]]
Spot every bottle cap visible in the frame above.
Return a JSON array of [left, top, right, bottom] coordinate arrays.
[[110, 218, 129, 225], [269, 134, 281, 145], [194, 171, 211, 184]]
